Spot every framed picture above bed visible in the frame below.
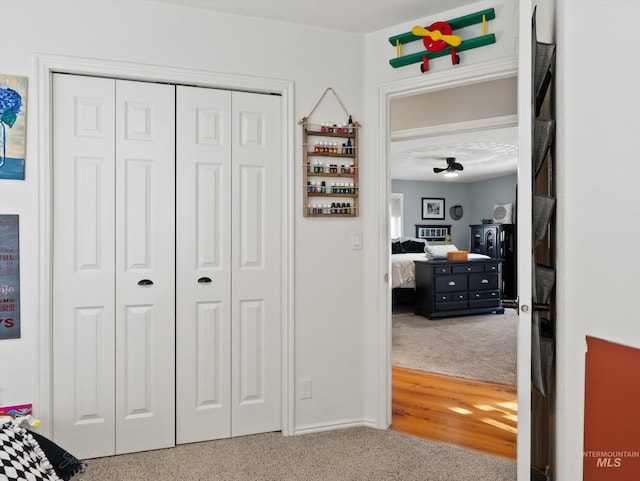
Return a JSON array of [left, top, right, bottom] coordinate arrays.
[[421, 197, 445, 220]]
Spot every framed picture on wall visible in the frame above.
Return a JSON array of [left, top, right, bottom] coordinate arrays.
[[421, 197, 445, 220]]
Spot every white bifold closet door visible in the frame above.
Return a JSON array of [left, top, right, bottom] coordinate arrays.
[[175, 86, 282, 444], [52, 74, 176, 457], [52, 74, 282, 457]]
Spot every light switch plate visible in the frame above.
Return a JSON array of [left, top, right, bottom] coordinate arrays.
[[351, 231, 362, 250]]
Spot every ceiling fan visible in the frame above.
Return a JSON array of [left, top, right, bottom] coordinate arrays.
[[433, 157, 463, 177]]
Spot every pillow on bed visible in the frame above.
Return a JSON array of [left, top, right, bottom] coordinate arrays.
[[425, 244, 459, 260], [391, 241, 404, 254]]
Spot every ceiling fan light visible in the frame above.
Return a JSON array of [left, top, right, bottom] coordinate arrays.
[[444, 171, 458, 177]]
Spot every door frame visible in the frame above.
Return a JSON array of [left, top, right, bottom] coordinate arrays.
[[376, 55, 532, 476], [35, 53, 295, 437]]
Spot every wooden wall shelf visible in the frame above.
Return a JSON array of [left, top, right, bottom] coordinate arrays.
[[301, 116, 360, 217]]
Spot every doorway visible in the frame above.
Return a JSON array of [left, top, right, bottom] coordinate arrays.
[[389, 75, 518, 381], [387, 78, 519, 458], [376, 55, 533, 473]]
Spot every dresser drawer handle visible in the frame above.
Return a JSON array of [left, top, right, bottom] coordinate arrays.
[[481, 279, 489, 284], [466, 267, 472, 271], [448, 281, 456, 286]]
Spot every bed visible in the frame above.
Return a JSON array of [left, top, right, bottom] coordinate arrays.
[[392, 252, 428, 289], [390, 237, 431, 307]]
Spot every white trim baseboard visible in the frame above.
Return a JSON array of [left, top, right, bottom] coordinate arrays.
[[293, 418, 377, 436]]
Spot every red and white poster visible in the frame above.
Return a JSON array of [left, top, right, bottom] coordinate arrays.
[[584, 336, 640, 480]]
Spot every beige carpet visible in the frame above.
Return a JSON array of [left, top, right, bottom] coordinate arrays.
[[392, 308, 518, 385], [78, 427, 516, 481]]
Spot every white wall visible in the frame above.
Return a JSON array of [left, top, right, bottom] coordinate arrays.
[[0, 0, 366, 434], [555, 1, 640, 478]]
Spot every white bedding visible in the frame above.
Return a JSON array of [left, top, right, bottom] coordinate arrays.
[[391, 253, 427, 289], [391, 252, 491, 289]]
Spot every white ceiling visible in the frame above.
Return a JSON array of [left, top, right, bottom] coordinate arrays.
[[147, 0, 479, 33], [390, 127, 518, 183], [147, 0, 518, 183]]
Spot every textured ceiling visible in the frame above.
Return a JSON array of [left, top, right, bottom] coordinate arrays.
[[390, 127, 518, 183]]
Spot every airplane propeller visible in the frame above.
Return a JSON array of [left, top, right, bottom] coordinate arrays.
[[411, 26, 462, 47]]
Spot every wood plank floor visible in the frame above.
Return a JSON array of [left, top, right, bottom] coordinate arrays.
[[391, 366, 517, 459]]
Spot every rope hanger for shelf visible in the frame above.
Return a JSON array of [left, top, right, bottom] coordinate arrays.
[[299, 87, 351, 124]]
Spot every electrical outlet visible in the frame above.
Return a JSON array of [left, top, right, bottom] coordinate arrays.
[[300, 379, 312, 400]]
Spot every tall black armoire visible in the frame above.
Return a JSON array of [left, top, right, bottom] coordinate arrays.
[[470, 223, 516, 300]]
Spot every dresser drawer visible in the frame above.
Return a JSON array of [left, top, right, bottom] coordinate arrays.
[[469, 273, 498, 290], [433, 266, 451, 275], [469, 289, 501, 300], [468, 297, 501, 309], [434, 274, 468, 292], [434, 291, 467, 303], [434, 300, 468, 311], [452, 264, 483, 274], [484, 263, 500, 272]]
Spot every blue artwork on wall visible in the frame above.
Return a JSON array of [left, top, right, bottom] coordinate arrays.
[[0, 74, 27, 180]]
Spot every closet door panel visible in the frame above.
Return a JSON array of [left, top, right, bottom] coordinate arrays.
[[52, 74, 116, 458], [114, 80, 176, 454], [238, 299, 265, 402], [238, 165, 265, 267], [176, 86, 232, 443], [231, 92, 282, 436]]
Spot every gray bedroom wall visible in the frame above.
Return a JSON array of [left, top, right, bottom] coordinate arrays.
[[392, 173, 517, 250], [467, 174, 518, 226], [391, 179, 471, 248]]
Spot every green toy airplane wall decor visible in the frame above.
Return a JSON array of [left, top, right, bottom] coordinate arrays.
[[389, 8, 496, 73]]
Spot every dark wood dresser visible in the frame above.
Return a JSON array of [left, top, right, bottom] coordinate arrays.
[[414, 259, 505, 319]]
